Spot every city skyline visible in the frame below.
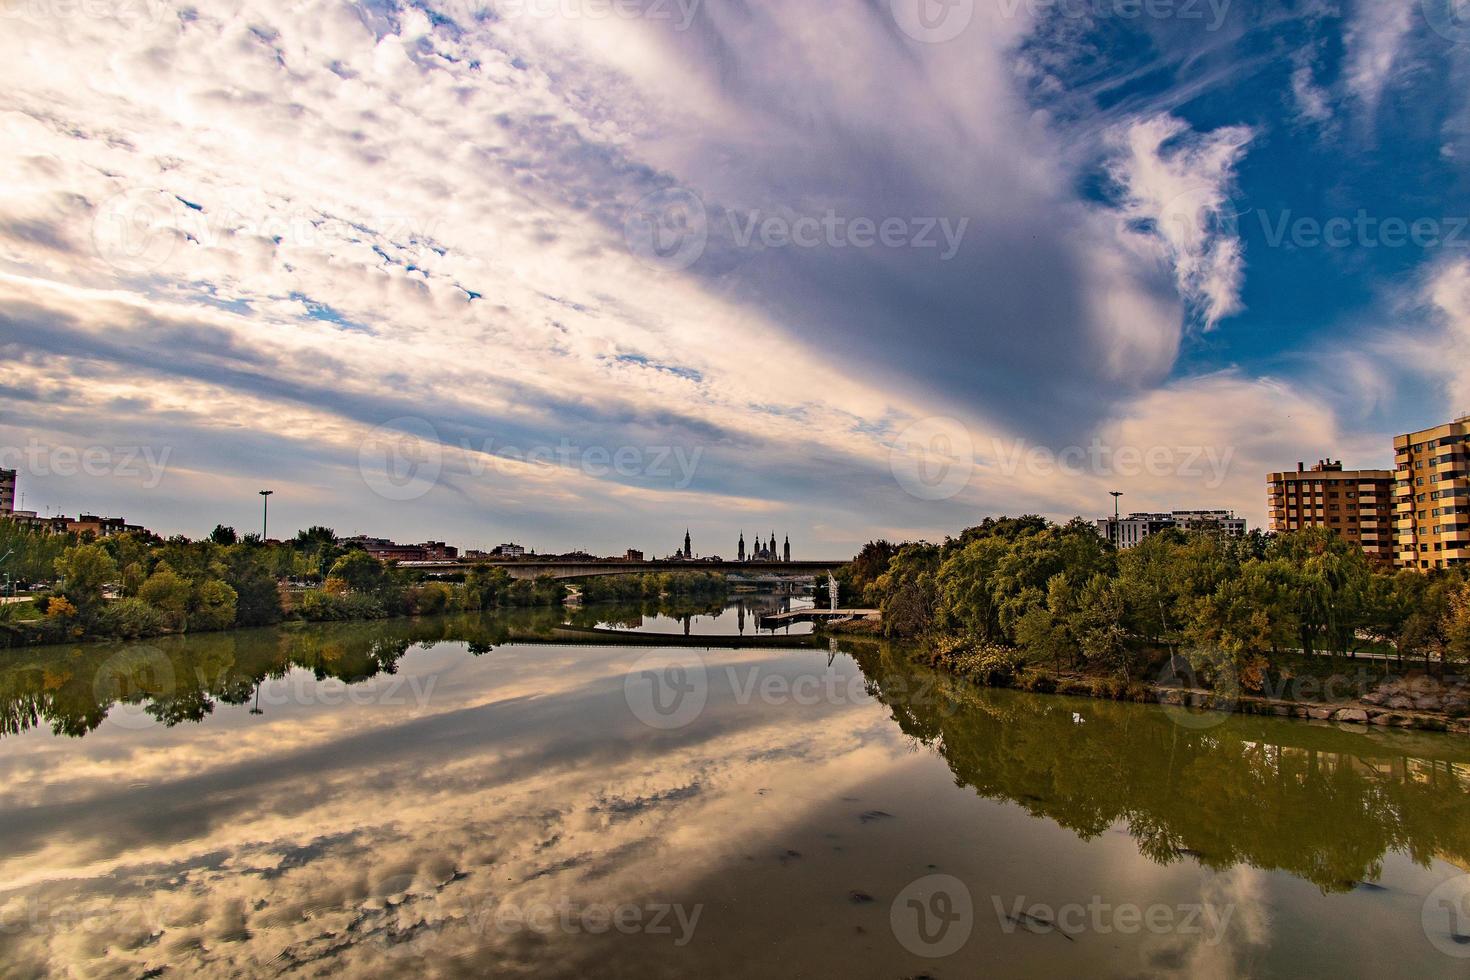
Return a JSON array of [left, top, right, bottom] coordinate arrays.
[[3, 1, 1469, 555]]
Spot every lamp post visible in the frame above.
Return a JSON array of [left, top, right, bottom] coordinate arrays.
[[259, 490, 273, 541], [1109, 491, 1124, 549]]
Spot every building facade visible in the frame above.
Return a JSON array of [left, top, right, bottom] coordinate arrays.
[[737, 531, 790, 561], [0, 468, 14, 516], [1394, 416, 1470, 569], [1267, 460, 1395, 562], [1096, 510, 1246, 550]]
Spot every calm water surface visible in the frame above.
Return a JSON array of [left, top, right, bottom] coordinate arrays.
[[589, 593, 816, 636], [2, 604, 1469, 977]]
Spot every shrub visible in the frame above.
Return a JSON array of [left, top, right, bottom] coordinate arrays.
[[1017, 670, 1057, 693], [413, 582, 453, 615], [97, 598, 166, 639], [945, 643, 1025, 688], [192, 580, 238, 632]]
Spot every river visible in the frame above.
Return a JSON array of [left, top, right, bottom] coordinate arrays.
[[1, 600, 1468, 977]]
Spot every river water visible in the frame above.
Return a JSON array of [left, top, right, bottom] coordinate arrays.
[[1, 601, 1468, 977]]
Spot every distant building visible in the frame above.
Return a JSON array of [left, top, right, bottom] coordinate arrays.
[[0, 468, 14, 516], [1393, 416, 1470, 569], [743, 531, 788, 561], [1170, 510, 1247, 537], [67, 514, 131, 538], [342, 536, 459, 563], [1267, 460, 1394, 563], [625, 549, 645, 562], [493, 543, 527, 559], [1097, 510, 1246, 550]]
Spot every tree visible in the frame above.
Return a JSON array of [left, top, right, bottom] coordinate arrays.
[[1442, 580, 1470, 673], [874, 543, 941, 637], [54, 544, 117, 622], [223, 546, 283, 627], [209, 525, 238, 546], [328, 550, 389, 594], [1072, 574, 1134, 680], [193, 579, 239, 631], [139, 563, 192, 631]]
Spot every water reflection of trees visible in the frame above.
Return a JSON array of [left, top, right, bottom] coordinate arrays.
[[0, 597, 745, 739], [0, 610, 562, 738], [849, 645, 1470, 894]]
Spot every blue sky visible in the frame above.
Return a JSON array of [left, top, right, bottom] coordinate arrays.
[[0, 0, 1467, 556]]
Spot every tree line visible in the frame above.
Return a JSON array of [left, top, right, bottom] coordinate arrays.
[[0, 522, 571, 646], [834, 516, 1470, 692]]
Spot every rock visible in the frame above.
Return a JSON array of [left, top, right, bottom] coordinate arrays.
[[1444, 698, 1469, 717], [1413, 696, 1442, 712], [1370, 713, 1396, 726], [1387, 696, 1414, 711], [1334, 708, 1369, 724], [1361, 692, 1387, 706], [1308, 707, 1333, 720]]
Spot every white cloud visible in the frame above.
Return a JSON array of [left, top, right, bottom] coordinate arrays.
[[1106, 114, 1255, 331], [1291, 63, 1334, 125], [1343, 0, 1417, 115], [1423, 258, 1470, 411]]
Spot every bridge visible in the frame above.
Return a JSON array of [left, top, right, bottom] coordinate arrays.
[[396, 559, 847, 582]]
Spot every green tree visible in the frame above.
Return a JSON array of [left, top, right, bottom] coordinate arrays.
[[53, 544, 117, 622], [328, 550, 389, 594], [139, 563, 192, 631], [193, 579, 239, 631], [1441, 580, 1470, 673]]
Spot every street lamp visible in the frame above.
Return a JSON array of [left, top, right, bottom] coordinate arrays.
[[259, 490, 274, 541], [1109, 491, 1124, 548]]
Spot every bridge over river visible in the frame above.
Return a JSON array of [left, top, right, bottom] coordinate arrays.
[[397, 559, 847, 582]]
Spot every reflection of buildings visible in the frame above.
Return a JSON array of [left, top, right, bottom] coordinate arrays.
[[728, 593, 806, 635]]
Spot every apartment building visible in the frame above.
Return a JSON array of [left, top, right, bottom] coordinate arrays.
[[1393, 416, 1470, 569], [1096, 510, 1247, 550], [0, 468, 14, 515], [1267, 460, 1395, 563]]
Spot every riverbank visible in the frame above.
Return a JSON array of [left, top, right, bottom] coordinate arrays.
[[822, 631, 1470, 735]]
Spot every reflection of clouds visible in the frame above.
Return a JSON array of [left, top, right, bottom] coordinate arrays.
[[0, 645, 905, 976], [4, 638, 1465, 976]]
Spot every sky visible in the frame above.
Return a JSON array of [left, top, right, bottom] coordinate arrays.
[[1, 0, 1468, 557]]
